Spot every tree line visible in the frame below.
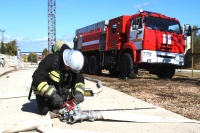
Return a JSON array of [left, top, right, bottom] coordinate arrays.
[[0, 40, 18, 56], [184, 25, 200, 68], [23, 48, 48, 63], [0, 40, 48, 63]]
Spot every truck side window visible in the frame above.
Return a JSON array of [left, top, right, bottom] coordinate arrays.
[[137, 18, 142, 29], [112, 24, 117, 33], [132, 19, 136, 30], [132, 17, 142, 30]]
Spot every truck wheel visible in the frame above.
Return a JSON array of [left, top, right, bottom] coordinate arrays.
[[120, 53, 137, 78], [157, 66, 175, 79], [81, 55, 88, 73], [88, 55, 101, 75]]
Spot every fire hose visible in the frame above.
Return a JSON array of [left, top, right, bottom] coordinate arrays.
[[3, 97, 200, 133], [84, 77, 103, 94], [57, 98, 200, 124]]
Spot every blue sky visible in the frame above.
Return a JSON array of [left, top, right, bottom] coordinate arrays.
[[0, 0, 200, 52]]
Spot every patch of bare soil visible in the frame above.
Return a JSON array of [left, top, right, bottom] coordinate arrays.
[[83, 70, 200, 121]]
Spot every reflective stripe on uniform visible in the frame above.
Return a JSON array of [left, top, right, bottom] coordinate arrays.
[[75, 83, 85, 95], [37, 82, 48, 94], [45, 86, 55, 97], [49, 70, 60, 82], [37, 82, 56, 96]]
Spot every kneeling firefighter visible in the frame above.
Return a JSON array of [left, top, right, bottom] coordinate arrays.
[[31, 40, 85, 115]]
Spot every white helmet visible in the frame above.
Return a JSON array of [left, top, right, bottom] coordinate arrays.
[[63, 49, 84, 73], [52, 40, 66, 53]]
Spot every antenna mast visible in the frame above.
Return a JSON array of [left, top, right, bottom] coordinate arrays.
[[48, 0, 56, 53]]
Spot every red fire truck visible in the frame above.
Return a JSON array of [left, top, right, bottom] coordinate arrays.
[[73, 10, 191, 78]]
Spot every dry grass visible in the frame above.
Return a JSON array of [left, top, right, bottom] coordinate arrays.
[[83, 70, 200, 121]]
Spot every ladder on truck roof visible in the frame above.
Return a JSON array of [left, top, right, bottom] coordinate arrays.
[[75, 20, 109, 36]]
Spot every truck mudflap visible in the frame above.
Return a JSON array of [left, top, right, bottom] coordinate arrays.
[[156, 65, 176, 79]]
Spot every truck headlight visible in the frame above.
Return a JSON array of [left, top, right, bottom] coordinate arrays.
[[179, 56, 184, 61]]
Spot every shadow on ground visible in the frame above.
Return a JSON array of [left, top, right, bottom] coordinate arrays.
[[21, 99, 39, 114]]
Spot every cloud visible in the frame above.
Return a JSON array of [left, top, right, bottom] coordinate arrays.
[[3, 34, 12, 43], [15, 37, 48, 52], [133, 0, 157, 9], [4, 33, 74, 52], [133, 2, 150, 9], [17, 36, 74, 52]]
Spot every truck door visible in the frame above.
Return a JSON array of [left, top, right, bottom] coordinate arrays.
[[108, 18, 120, 50], [129, 17, 143, 50]]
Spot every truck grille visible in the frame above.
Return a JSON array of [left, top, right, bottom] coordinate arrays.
[[160, 44, 172, 51]]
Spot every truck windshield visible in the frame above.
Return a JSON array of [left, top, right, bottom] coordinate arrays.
[[144, 16, 182, 34]]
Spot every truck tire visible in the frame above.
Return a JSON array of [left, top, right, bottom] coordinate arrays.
[[156, 66, 175, 79], [120, 53, 137, 78], [88, 55, 101, 75], [81, 55, 88, 73]]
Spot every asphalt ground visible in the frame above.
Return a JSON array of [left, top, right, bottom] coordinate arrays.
[[0, 64, 200, 133]]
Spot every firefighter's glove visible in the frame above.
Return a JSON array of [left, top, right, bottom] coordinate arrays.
[[75, 91, 84, 104], [51, 92, 63, 107]]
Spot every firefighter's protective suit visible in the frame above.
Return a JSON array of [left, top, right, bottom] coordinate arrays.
[[31, 44, 85, 115]]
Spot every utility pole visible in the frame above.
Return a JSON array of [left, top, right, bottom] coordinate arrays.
[[191, 27, 200, 77], [0, 29, 5, 43], [48, 0, 56, 53]]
